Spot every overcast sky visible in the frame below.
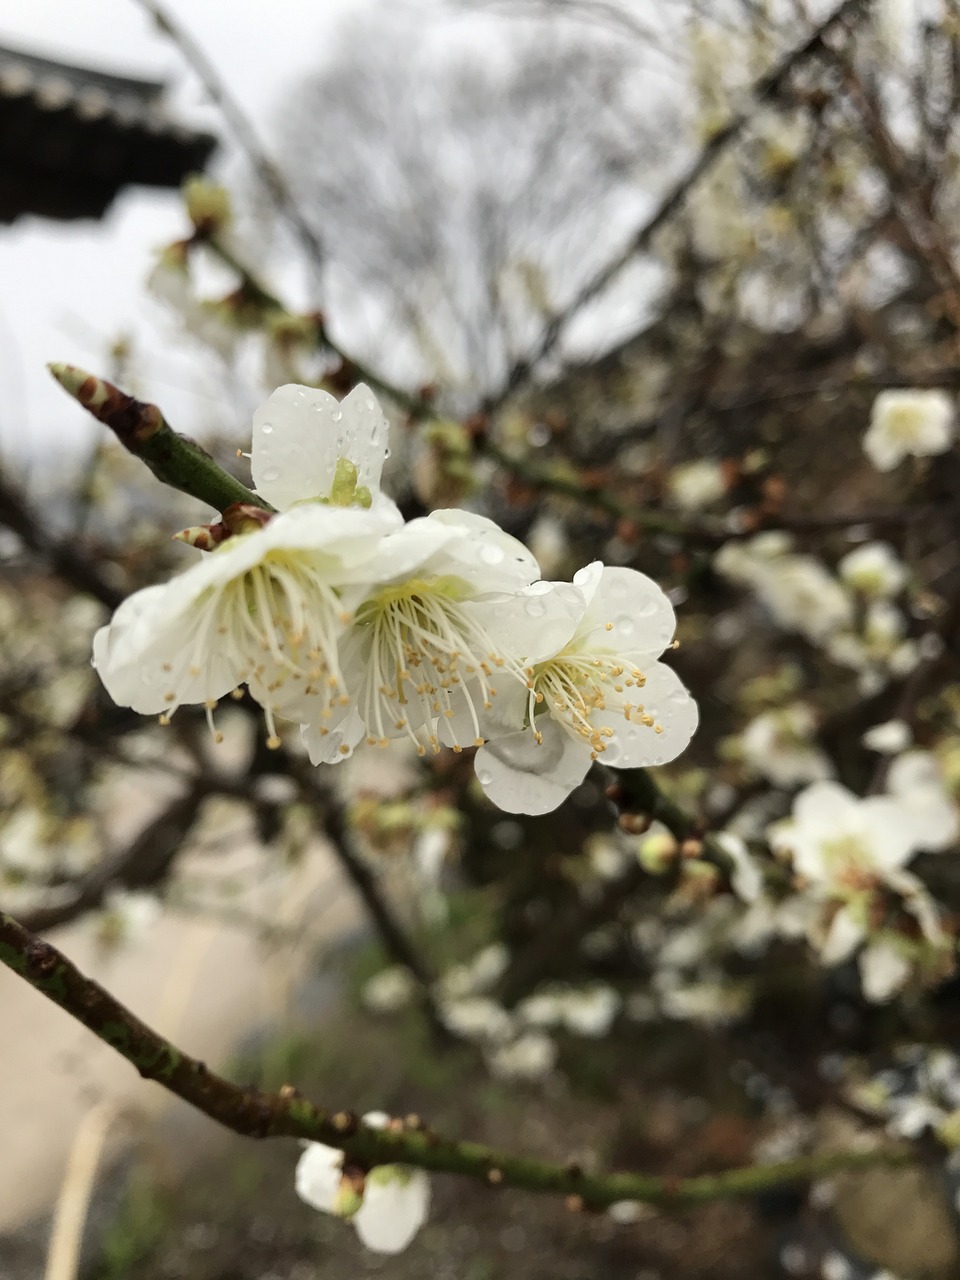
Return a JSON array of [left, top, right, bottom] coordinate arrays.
[[0, 0, 356, 462]]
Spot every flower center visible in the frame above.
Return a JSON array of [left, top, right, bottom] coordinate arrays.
[[526, 647, 657, 759], [164, 549, 350, 748], [353, 576, 520, 754], [820, 834, 878, 891]]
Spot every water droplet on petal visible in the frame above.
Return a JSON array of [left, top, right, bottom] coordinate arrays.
[[332, 408, 343, 422], [477, 767, 494, 786], [615, 615, 635, 636], [479, 544, 505, 566], [262, 466, 281, 483], [261, 422, 273, 435], [636, 598, 660, 617], [669, 689, 690, 704]]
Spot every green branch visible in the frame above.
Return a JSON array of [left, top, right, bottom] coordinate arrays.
[[0, 909, 914, 1209], [48, 363, 272, 516]]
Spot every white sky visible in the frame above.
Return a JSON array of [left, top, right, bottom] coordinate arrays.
[[0, 0, 357, 462]]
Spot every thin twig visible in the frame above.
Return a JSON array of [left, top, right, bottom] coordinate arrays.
[[132, 0, 327, 277]]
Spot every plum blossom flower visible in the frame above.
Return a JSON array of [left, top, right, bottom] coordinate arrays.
[[473, 564, 698, 815], [862, 720, 912, 754], [93, 384, 400, 753], [886, 750, 959, 852], [838, 542, 908, 599], [768, 781, 946, 981], [715, 537, 852, 644], [739, 702, 832, 787], [304, 510, 543, 762], [864, 389, 955, 471], [486, 1032, 557, 1080], [667, 459, 727, 510], [295, 1112, 430, 1254]]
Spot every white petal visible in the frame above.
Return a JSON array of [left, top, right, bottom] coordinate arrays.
[[820, 905, 865, 965], [295, 1142, 344, 1213], [338, 383, 392, 494], [579, 565, 677, 657], [252, 384, 344, 509], [353, 1170, 430, 1254], [790, 781, 859, 844], [860, 797, 924, 867], [860, 941, 910, 1003], [600, 661, 698, 769], [301, 709, 366, 764], [475, 720, 592, 815]]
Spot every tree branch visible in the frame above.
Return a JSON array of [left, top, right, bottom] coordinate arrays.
[[0, 908, 915, 1208]]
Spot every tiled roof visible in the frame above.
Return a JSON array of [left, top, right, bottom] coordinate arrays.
[[0, 41, 217, 222]]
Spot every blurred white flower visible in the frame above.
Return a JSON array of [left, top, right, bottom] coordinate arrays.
[[561, 985, 622, 1037], [526, 513, 568, 577], [474, 564, 697, 815], [486, 1032, 557, 1080], [362, 965, 417, 1013], [440, 996, 514, 1043], [886, 750, 959, 852], [862, 720, 912, 754], [667, 459, 727, 510], [715, 538, 852, 644], [439, 944, 510, 999], [838, 542, 908, 598], [295, 1112, 430, 1255], [714, 831, 763, 903], [864, 389, 955, 471], [740, 703, 832, 787], [769, 780, 945, 969], [859, 938, 911, 1003]]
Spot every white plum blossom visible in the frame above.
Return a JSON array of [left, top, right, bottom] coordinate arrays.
[[828, 600, 919, 693], [667, 459, 727, 510], [440, 997, 514, 1043], [295, 1112, 430, 1254], [306, 509, 544, 763], [838, 542, 908, 599], [93, 384, 400, 754], [515, 983, 622, 1036], [864, 389, 955, 471], [362, 965, 417, 1013], [862, 720, 912, 754], [473, 564, 698, 815], [486, 1032, 557, 1081], [739, 703, 832, 787], [886, 751, 959, 852], [715, 537, 853, 644], [768, 781, 946, 981]]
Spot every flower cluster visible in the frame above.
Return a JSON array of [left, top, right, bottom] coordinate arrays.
[[93, 385, 698, 814]]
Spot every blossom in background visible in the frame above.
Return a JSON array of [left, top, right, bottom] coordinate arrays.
[[667, 459, 727, 510], [93, 384, 400, 754], [838, 542, 908, 599], [362, 965, 417, 1013], [827, 600, 919, 694], [473, 564, 698, 814], [715, 537, 853, 644], [863, 389, 955, 471], [739, 703, 833, 787], [768, 780, 949, 996], [516, 983, 622, 1037], [862, 720, 912, 754], [296, 1112, 430, 1254], [886, 750, 959, 853], [486, 1032, 557, 1081]]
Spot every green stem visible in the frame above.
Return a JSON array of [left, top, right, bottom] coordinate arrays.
[[0, 909, 914, 1209], [48, 363, 273, 516]]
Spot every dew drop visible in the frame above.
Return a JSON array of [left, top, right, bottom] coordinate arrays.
[[615, 615, 635, 636], [260, 422, 274, 435], [479, 544, 505, 566], [636, 598, 660, 617], [669, 690, 690, 704], [477, 767, 494, 785], [332, 409, 343, 422], [262, 466, 281, 483]]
